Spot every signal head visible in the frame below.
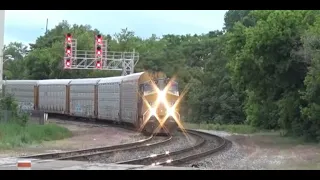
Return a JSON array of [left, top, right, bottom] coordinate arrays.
[[66, 60, 70, 66], [96, 60, 102, 69], [66, 44, 72, 55], [96, 34, 102, 43], [66, 33, 72, 42], [96, 46, 102, 56], [65, 58, 71, 68]]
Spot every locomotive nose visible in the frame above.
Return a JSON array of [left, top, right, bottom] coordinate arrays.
[[157, 103, 166, 117]]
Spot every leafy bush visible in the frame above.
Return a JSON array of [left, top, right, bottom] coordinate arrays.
[[0, 94, 72, 149], [0, 93, 29, 126]]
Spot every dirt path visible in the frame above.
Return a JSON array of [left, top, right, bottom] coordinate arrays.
[[185, 130, 320, 170], [0, 119, 146, 157]]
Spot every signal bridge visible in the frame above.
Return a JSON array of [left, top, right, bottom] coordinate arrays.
[[64, 34, 139, 76]]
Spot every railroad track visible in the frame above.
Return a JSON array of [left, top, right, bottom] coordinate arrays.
[[20, 129, 228, 166], [115, 129, 228, 166], [16, 119, 228, 167], [20, 135, 172, 161]]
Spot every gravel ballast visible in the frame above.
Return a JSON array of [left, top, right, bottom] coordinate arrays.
[[93, 132, 198, 164]]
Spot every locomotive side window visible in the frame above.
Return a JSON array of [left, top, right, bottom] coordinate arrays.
[[169, 81, 179, 95], [143, 81, 154, 95]]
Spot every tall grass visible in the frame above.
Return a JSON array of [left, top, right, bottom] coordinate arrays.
[[0, 94, 72, 149], [0, 122, 72, 149]]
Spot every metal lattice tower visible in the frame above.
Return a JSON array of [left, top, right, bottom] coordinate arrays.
[[64, 37, 139, 76]]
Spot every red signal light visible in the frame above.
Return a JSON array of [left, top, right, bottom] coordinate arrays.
[[65, 58, 71, 68], [96, 60, 102, 69], [66, 44, 72, 56], [96, 46, 102, 56], [66, 33, 72, 43], [96, 34, 102, 44]]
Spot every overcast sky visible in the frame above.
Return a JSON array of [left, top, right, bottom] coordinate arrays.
[[4, 10, 227, 45]]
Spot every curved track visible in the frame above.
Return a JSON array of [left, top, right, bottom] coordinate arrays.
[[18, 118, 228, 167], [115, 129, 228, 166], [21, 135, 172, 161]]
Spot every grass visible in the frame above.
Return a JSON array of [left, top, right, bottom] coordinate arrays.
[[184, 122, 259, 134], [0, 122, 72, 149]]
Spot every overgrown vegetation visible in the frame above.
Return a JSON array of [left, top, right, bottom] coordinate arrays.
[[0, 95, 71, 149], [5, 10, 320, 142]]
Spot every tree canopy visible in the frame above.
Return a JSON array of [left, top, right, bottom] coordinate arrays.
[[4, 10, 320, 141]]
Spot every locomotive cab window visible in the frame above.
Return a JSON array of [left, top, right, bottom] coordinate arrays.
[[157, 79, 166, 90]]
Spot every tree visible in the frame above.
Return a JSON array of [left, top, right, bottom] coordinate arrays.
[[3, 42, 29, 79]]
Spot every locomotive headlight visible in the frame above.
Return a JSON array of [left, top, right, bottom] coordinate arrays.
[[158, 91, 166, 102], [150, 108, 157, 116], [167, 108, 175, 117]]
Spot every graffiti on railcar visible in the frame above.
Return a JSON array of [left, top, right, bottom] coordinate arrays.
[[18, 102, 34, 112], [75, 104, 82, 113]]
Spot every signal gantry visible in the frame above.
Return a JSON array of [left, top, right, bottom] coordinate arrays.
[[63, 33, 139, 76]]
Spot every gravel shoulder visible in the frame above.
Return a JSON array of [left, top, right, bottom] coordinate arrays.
[[0, 119, 146, 157], [183, 130, 320, 170]]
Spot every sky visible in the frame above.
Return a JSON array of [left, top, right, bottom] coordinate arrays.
[[4, 10, 227, 46]]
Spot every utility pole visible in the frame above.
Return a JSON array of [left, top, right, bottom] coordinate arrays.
[[0, 10, 5, 92], [45, 18, 48, 35]]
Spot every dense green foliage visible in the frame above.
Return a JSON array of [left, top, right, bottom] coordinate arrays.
[[0, 94, 28, 126], [4, 10, 320, 141]]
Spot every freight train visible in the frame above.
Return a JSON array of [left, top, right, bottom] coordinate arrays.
[[2, 72, 181, 135]]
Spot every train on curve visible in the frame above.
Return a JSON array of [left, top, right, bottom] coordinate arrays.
[[3, 72, 181, 135]]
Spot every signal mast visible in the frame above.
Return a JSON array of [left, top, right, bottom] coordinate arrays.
[[64, 33, 73, 69], [95, 34, 103, 69]]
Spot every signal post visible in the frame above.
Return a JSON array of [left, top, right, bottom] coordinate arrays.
[[95, 34, 103, 69], [64, 33, 74, 69]]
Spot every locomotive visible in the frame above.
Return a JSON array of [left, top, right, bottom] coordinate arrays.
[[2, 71, 181, 135]]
